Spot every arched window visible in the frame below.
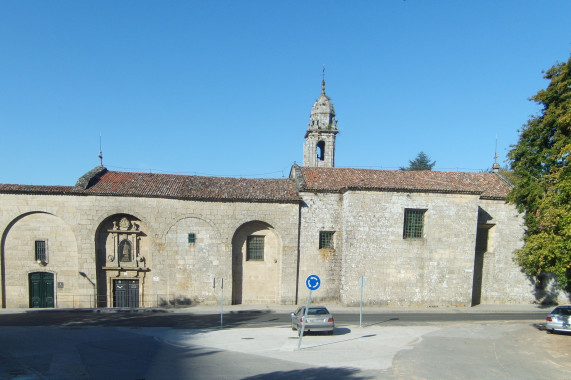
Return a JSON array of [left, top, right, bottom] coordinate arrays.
[[317, 141, 325, 161], [118, 239, 132, 262]]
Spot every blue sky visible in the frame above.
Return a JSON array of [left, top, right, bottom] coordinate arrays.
[[1, 1, 570, 185]]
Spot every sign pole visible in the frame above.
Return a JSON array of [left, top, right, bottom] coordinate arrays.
[[360, 279, 363, 328], [359, 276, 365, 328], [297, 289, 312, 350], [298, 274, 321, 350]]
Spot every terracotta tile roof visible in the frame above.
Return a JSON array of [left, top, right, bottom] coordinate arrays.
[[82, 171, 301, 202], [0, 170, 301, 203], [296, 167, 511, 199], [0, 166, 511, 201], [0, 184, 75, 194]]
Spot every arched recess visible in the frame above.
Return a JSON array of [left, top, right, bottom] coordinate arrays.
[[317, 141, 326, 161], [1, 212, 77, 308], [231, 221, 282, 305], [95, 214, 150, 308], [163, 216, 224, 306]]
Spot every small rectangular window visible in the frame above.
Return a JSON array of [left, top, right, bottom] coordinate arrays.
[[403, 209, 426, 239], [35, 240, 47, 262], [188, 233, 196, 244], [319, 231, 335, 249], [246, 236, 264, 261]]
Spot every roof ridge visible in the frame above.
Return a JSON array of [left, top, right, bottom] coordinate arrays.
[[104, 169, 293, 182], [297, 166, 509, 199]]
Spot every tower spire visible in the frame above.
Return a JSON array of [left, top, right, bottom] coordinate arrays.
[[303, 69, 338, 168]]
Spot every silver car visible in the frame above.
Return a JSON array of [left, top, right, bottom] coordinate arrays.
[[545, 305, 571, 334], [290, 305, 334, 335]]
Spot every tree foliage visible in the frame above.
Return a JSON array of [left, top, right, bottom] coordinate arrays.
[[507, 55, 571, 291], [497, 165, 519, 184], [400, 151, 436, 171]]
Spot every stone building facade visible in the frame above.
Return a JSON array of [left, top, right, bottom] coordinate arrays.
[[1, 82, 566, 309], [290, 166, 541, 306], [0, 174, 300, 308]]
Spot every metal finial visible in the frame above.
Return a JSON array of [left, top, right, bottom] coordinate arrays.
[[99, 133, 103, 166], [492, 135, 500, 172]]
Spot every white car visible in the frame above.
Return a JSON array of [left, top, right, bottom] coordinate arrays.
[[545, 305, 571, 334]]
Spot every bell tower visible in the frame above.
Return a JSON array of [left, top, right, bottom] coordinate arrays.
[[303, 76, 339, 167]]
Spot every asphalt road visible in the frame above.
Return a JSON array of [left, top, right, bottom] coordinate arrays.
[[0, 309, 548, 328]]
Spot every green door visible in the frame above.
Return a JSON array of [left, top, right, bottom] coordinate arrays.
[[29, 272, 55, 308], [113, 279, 139, 308]]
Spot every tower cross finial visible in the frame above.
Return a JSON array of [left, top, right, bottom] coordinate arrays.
[[322, 65, 326, 95], [492, 135, 500, 173], [99, 133, 103, 166]]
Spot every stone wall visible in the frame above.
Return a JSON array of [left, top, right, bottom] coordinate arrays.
[[297, 189, 538, 307], [339, 191, 481, 306], [477, 199, 557, 304], [0, 193, 300, 308], [2, 212, 85, 308], [297, 192, 343, 304], [1, 187, 558, 309]]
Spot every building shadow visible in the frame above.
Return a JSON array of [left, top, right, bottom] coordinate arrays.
[[242, 367, 373, 379]]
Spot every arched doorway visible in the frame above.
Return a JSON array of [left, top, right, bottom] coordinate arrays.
[[95, 214, 150, 308], [1, 212, 78, 308], [231, 221, 281, 305]]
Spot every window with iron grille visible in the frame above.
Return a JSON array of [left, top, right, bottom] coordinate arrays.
[[319, 231, 335, 249], [35, 240, 47, 262], [188, 233, 196, 244], [246, 236, 264, 261], [403, 209, 426, 239]]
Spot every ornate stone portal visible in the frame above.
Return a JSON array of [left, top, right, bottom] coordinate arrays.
[[99, 215, 150, 307]]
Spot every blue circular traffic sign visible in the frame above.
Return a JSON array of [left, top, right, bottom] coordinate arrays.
[[306, 275, 321, 290]]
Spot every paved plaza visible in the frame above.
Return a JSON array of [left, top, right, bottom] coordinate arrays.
[[0, 305, 569, 379]]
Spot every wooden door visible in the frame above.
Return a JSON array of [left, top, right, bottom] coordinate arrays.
[[29, 272, 54, 308]]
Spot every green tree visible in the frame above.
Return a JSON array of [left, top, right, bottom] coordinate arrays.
[[496, 164, 519, 184], [507, 55, 571, 291], [400, 151, 436, 171]]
